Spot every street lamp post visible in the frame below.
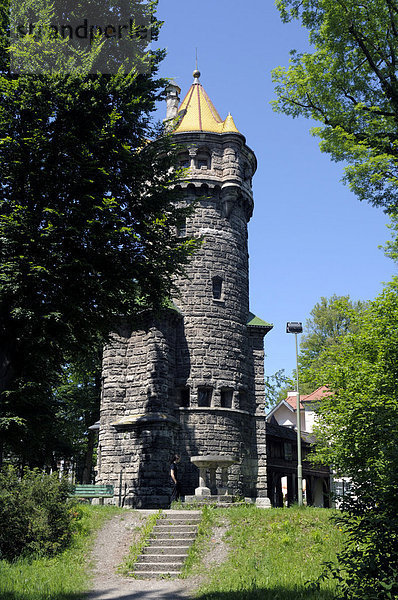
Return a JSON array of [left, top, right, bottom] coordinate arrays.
[[286, 321, 303, 506]]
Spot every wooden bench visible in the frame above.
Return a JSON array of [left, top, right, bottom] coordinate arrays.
[[70, 484, 114, 504]]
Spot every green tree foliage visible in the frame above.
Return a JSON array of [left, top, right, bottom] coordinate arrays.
[[298, 294, 366, 391], [21, 348, 102, 480], [53, 352, 101, 484], [382, 211, 398, 264], [310, 281, 398, 599], [265, 368, 291, 407], [0, 0, 198, 465], [0, 466, 75, 560], [272, 0, 398, 210], [274, 295, 365, 401]]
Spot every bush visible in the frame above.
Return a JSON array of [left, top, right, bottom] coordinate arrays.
[[0, 466, 75, 560]]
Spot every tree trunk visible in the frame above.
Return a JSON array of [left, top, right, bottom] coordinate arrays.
[[81, 429, 96, 483]]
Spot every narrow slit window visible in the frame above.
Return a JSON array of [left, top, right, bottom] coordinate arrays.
[[212, 276, 223, 300], [198, 387, 212, 407], [177, 387, 190, 407], [177, 218, 186, 237], [238, 390, 247, 410], [220, 388, 233, 408]]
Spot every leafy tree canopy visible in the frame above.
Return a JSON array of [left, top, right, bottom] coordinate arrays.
[[382, 210, 398, 263], [298, 294, 366, 391], [273, 295, 365, 400], [0, 0, 198, 465], [52, 350, 101, 483], [310, 280, 398, 598], [272, 0, 398, 211]]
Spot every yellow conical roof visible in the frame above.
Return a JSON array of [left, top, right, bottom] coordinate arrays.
[[174, 71, 240, 134]]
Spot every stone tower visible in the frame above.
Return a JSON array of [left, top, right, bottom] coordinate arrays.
[[96, 71, 272, 507]]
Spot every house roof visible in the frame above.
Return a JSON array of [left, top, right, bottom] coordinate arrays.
[[301, 385, 331, 403], [285, 395, 305, 410], [266, 399, 296, 422], [285, 386, 331, 410], [174, 70, 240, 134], [247, 312, 273, 330], [266, 386, 330, 420]]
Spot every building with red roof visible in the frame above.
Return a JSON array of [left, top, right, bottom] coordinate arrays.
[[267, 386, 331, 433]]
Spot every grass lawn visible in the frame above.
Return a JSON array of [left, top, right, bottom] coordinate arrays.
[[0, 504, 122, 600], [188, 505, 344, 600], [0, 503, 344, 600]]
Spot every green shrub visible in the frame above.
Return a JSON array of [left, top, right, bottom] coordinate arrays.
[[0, 466, 75, 560], [310, 507, 398, 600]]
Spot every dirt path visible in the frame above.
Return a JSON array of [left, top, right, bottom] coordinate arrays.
[[86, 510, 228, 600]]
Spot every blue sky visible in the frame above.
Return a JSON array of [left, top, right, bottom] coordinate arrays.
[[153, 0, 396, 378]]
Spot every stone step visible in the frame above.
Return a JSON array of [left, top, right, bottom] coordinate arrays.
[[143, 545, 191, 555], [160, 518, 201, 526], [130, 510, 201, 579], [133, 571, 181, 580], [138, 553, 187, 564], [184, 495, 234, 505], [150, 532, 196, 541], [153, 525, 198, 533], [148, 537, 194, 546], [158, 515, 200, 520], [160, 513, 200, 520], [161, 511, 201, 515], [134, 562, 184, 572]]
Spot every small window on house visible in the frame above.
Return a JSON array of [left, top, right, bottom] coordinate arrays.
[[220, 388, 233, 408], [198, 387, 212, 407], [284, 442, 293, 461], [212, 276, 223, 300], [177, 387, 190, 408]]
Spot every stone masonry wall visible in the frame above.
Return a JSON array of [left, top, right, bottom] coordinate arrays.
[[97, 312, 181, 506], [97, 126, 270, 505], [171, 131, 264, 498], [177, 407, 259, 497]]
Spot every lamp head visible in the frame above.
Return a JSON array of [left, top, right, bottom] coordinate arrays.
[[286, 322, 303, 334]]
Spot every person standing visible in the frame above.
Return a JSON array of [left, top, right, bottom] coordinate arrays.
[[170, 454, 182, 503]]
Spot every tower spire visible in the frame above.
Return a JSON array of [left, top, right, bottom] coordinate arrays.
[[174, 71, 239, 134], [193, 49, 201, 83], [192, 68, 201, 83]]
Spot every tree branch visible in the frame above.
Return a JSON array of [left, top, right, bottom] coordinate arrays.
[[348, 23, 398, 109], [341, 89, 396, 117], [385, 0, 398, 77], [337, 0, 398, 96], [385, 0, 398, 19]]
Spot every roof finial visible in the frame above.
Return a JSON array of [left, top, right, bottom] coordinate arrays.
[[193, 48, 200, 82]]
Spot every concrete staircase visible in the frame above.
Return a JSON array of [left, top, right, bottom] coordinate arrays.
[[132, 510, 201, 579]]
